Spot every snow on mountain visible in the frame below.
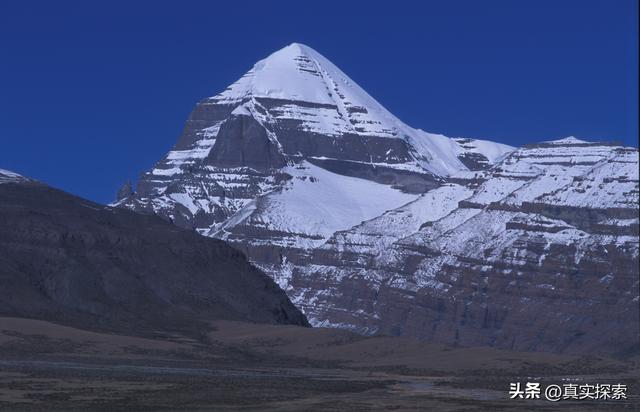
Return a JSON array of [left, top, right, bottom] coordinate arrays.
[[213, 42, 424, 141], [534, 147, 638, 209], [117, 43, 513, 235], [540, 136, 588, 145], [152, 43, 512, 179], [0, 169, 26, 184], [263, 138, 638, 353], [323, 183, 473, 256], [214, 161, 418, 249], [452, 137, 514, 170]]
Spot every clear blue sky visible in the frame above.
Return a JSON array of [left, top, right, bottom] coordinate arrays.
[[1, 0, 637, 204]]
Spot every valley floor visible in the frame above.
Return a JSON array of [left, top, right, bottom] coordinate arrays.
[[0, 317, 637, 411]]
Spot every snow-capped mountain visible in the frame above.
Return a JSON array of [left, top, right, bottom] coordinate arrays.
[[116, 43, 512, 232], [279, 138, 638, 353], [117, 44, 638, 354]]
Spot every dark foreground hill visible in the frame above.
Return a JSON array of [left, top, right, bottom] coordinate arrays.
[[0, 171, 307, 337]]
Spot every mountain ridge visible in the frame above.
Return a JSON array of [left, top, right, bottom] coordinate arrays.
[[0, 170, 308, 336]]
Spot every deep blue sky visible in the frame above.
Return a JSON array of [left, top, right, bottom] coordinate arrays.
[[1, 0, 637, 204]]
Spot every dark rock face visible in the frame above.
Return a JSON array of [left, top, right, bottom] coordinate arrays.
[[207, 113, 286, 171], [453, 138, 493, 170], [0, 178, 308, 336], [306, 157, 441, 193]]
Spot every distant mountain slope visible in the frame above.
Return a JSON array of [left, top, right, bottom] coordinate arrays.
[[0, 171, 308, 336], [277, 138, 639, 354]]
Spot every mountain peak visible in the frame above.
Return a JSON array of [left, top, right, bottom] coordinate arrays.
[[545, 136, 588, 145], [136, 43, 515, 182], [206, 43, 484, 175], [212, 42, 388, 113], [270, 42, 316, 59], [286, 42, 312, 49]]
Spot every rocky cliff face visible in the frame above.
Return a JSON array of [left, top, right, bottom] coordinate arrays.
[[275, 138, 639, 354], [115, 44, 638, 354], [0, 170, 308, 336]]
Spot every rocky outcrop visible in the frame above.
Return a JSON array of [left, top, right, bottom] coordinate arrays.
[[116, 180, 133, 201], [207, 110, 287, 171]]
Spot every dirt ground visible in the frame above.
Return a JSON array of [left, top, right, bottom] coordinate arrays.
[[0, 317, 637, 411]]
